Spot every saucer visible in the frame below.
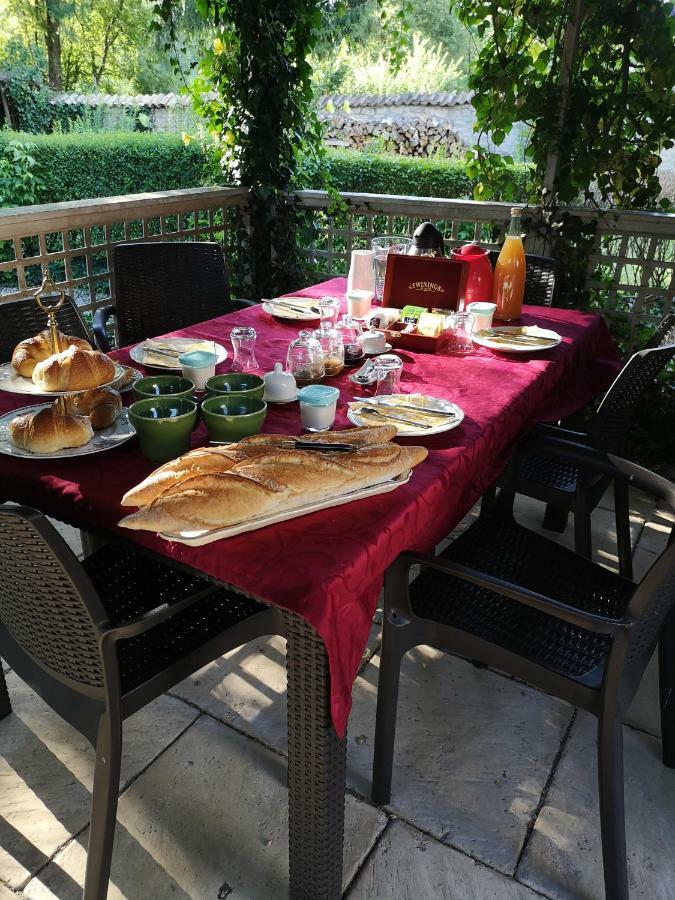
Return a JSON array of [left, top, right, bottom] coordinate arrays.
[[363, 342, 393, 356]]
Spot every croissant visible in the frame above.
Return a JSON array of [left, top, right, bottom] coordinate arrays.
[[119, 442, 428, 534], [12, 329, 91, 378], [9, 407, 93, 454], [62, 387, 122, 429], [32, 346, 116, 392]]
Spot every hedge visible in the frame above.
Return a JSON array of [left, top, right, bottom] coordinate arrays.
[[0, 131, 209, 204], [313, 148, 531, 201]]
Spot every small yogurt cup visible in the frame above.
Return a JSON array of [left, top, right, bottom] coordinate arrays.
[[179, 349, 218, 391], [466, 302, 497, 332], [298, 384, 340, 432], [347, 289, 374, 319]]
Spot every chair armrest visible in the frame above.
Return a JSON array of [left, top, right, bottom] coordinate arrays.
[[392, 551, 632, 635], [530, 422, 590, 442], [92, 307, 114, 352], [230, 298, 257, 310], [98, 585, 214, 642]]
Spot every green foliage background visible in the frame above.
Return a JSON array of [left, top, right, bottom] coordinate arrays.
[[0, 131, 208, 204]]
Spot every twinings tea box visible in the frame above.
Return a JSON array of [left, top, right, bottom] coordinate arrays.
[[382, 253, 466, 312]]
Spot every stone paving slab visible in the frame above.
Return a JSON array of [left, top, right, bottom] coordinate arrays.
[[24, 715, 387, 899], [346, 649, 573, 875], [347, 820, 543, 899], [0, 674, 198, 890], [625, 651, 661, 738], [518, 711, 675, 899]]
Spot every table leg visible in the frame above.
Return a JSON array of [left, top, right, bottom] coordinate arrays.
[[285, 612, 346, 900]]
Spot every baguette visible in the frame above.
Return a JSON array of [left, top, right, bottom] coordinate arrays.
[[62, 386, 122, 429], [12, 329, 91, 378], [9, 406, 93, 454], [32, 346, 116, 392], [119, 443, 427, 533], [121, 425, 400, 508]]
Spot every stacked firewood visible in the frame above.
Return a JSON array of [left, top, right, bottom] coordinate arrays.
[[321, 113, 465, 158]]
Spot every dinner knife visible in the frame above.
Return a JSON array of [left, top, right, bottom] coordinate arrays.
[[209, 439, 358, 452]]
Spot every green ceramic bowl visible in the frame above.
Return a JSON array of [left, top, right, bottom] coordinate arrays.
[[205, 373, 265, 400], [201, 395, 267, 442], [129, 397, 197, 463], [133, 375, 195, 401]]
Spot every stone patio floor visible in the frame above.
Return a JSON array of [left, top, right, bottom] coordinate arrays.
[[1, 489, 673, 899]]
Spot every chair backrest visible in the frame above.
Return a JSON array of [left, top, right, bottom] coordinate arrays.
[[0, 506, 107, 692], [113, 241, 232, 347], [487, 250, 556, 307], [588, 314, 675, 452], [0, 295, 92, 364]]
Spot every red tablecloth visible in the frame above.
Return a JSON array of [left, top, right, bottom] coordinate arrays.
[[0, 278, 621, 735]]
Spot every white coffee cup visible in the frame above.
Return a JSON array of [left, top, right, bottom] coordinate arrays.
[[347, 289, 373, 319], [466, 302, 497, 331], [362, 326, 387, 354]]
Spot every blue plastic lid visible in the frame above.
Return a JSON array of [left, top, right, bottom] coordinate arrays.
[[298, 385, 340, 407], [178, 350, 218, 367]]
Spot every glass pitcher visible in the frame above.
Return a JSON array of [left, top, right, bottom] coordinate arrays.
[[286, 329, 325, 385], [313, 320, 344, 376]]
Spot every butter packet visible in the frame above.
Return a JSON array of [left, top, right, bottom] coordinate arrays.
[[400, 305, 426, 324]]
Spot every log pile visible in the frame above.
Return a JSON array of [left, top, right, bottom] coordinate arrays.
[[321, 112, 465, 158]]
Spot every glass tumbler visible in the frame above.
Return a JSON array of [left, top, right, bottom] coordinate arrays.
[[318, 296, 341, 325], [230, 326, 259, 372], [373, 353, 404, 395], [371, 236, 413, 303], [446, 312, 475, 355]]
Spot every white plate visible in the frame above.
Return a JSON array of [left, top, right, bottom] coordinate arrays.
[[262, 297, 321, 321], [347, 394, 464, 437], [472, 325, 562, 353], [0, 404, 136, 459], [116, 366, 143, 393], [130, 339, 228, 370], [159, 470, 412, 545], [0, 360, 126, 397]]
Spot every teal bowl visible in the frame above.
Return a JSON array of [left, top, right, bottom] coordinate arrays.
[[205, 373, 265, 400], [129, 397, 197, 463], [201, 395, 267, 442], [133, 375, 195, 401]]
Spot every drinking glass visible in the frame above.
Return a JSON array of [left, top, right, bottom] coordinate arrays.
[[373, 353, 404, 395], [230, 326, 259, 372], [318, 296, 341, 325], [371, 236, 413, 304], [445, 312, 475, 355]]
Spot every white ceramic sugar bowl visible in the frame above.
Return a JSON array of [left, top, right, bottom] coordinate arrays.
[[263, 362, 297, 403]]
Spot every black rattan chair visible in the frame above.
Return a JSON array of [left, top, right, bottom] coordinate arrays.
[[0, 506, 284, 900], [93, 241, 254, 351], [372, 438, 675, 900], [484, 314, 675, 580], [0, 294, 94, 362], [488, 250, 556, 306]]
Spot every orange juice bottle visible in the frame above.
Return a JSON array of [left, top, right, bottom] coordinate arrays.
[[493, 208, 526, 321]]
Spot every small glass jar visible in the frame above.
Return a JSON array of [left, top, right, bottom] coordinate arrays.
[[336, 314, 364, 365], [286, 329, 325, 385], [318, 296, 341, 325], [230, 326, 259, 372], [313, 321, 344, 377], [373, 353, 404, 395], [298, 384, 339, 432]]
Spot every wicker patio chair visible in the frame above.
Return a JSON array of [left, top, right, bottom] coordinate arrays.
[[0, 506, 285, 900], [92, 241, 255, 351], [372, 437, 675, 900], [482, 313, 675, 580], [487, 250, 556, 306], [0, 294, 94, 362]]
